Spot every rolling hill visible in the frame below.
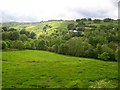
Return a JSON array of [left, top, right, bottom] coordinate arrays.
[[2, 50, 118, 88]]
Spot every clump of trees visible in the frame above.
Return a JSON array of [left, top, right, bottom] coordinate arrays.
[[1, 18, 118, 61]]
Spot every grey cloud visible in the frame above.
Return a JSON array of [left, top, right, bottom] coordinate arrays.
[[111, 0, 120, 7], [1, 11, 39, 22], [77, 9, 109, 18], [1, 11, 17, 22], [0, 0, 118, 22]]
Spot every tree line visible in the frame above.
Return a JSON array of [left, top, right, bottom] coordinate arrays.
[[1, 18, 119, 61]]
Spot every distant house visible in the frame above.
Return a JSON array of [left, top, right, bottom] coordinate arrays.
[[70, 30, 78, 32]]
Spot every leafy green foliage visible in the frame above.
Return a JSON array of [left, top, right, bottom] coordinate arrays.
[[98, 52, 110, 61], [67, 23, 75, 30], [2, 41, 8, 49], [58, 43, 68, 54], [9, 31, 20, 40], [2, 26, 8, 31], [1, 19, 118, 61], [11, 40, 25, 50], [1, 19, 118, 88], [93, 19, 101, 23], [35, 39, 47, 50], [19, 34, 28, 42], [103, 18, 113, 22], [29, 32, 36, 39], [20, 29, 30, 37]]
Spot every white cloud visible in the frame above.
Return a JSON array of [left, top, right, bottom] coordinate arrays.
[[0, 0, 118, 22]]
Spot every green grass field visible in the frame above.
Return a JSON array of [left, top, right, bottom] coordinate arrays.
[[8, 21, 76, 38], [2, 50, 118, 88]]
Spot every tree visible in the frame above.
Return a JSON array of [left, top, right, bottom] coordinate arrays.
[[20, 29, 26, 34], [2, 41, 8, 49], [96, 44, 102, 55], [11, 41, 25, 50], [6, 41, 11, 48], [93, 19, 101, 23], [43, 26, 47, 32], [63, 33, 71, 40], [99, 25, 107, 30], [76, 27, 85, 31], [58, 43, 68, 54], [30, 41, 36, 49], [25, 42, 31, 49], [89, 37, 99, 46], [35, 39, 47, 50], [101, 44, 115, 61], [67, 24, 75, 30], [2, 32, 9, 40], [9, 28, 17, 31], [52, 44, 58, 53], [98, 52, 110, 61], [20, 29, 30, 37], [30, 32, 36, 39], [88, 18, 92, 21], [76, 21, 85, 27], [66, 37, 91, 57], [9, 31, 20, 40], [76, 19, 81, 22], [103, 18, 113, 22], [19, 34, 28, 42], [2, 26, 8, 31], [81, 18, 87, 22]]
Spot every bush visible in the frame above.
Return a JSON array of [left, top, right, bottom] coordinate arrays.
[[2, 32, 9, 40], [67, 24, 75, 30], [2, 41, 8, 49], [20, 29, 30, 37], [11, 41, 25, 50], [25, 42, 31, 49], [30, 32, 36, 39], [30, 41, 36, 49], [103, 18, 113, 22], [98, 52, 110, 61], [58, 43, 68, 54], [52, 44, 58, 53], [35, 39, 47, 50], [9, 31, 20, 40], [93, 19, 101, 23], [19, 34, 28, 42]]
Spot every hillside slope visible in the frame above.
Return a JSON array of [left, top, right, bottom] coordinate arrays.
[[2, 50, 118, 88]]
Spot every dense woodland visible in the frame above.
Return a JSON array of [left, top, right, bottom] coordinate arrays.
[[1, 18, 119, 61]]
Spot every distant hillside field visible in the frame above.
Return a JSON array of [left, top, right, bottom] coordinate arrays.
[[2, 20, 118, 37], [2, 50, 118, 88], [3, 21, 76, 36]]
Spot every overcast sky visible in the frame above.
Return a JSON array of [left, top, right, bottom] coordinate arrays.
[[0, 0, 119, 22]]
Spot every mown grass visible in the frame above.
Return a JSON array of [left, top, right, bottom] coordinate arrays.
[[2, 50, 118, 88]]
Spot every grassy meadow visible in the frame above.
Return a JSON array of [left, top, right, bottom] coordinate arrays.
[[1, 19, 119, 88], [2, 50, 118, 88]]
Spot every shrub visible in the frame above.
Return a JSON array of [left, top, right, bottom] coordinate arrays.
[[25, 42, 31, 49], [19, 34, 28, 42], [2, 41, 8, 49], [58, 43, 68, 54], [98, 52, 110, 61], [11, 41, 25, 50]]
